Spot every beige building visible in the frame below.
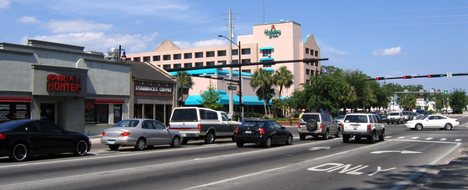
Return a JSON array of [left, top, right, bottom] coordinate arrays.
[[128, 21, 321, 108]]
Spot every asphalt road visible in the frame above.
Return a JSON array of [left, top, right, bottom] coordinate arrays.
[[0, 116, 466, 190]]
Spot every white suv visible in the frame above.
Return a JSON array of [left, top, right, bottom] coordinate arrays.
[[341, 113, 385, 143]]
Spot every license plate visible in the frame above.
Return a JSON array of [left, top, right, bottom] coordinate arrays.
[[181, 133, 187, 137], [244, 130, 252, 134], [107, 140, 115, 144], [351, 124, 360, 126]]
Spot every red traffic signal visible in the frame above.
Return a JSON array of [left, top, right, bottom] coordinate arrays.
[[427, 74, 446, 78], [375, 77, 385, 80], [402, 75, 413, 79]]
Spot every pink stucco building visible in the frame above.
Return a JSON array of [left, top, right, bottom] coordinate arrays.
[[128, 21, 321, 108]]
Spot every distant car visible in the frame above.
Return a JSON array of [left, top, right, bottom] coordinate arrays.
[[341, 113, 385, 143], [386, 112, 404, 124], [0, 119, 90, 162], [298, 112, 340, 140], [101, 119, 182, 151], [404, 115, 459, 130], [233, 118, 293, 148], [334, 115, 345, 125]]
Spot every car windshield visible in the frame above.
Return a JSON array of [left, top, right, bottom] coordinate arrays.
[[302, 114, 320, 122], [113, 120, 139, 128], [171, 109, 197, 122], [336, 115, 345, 120], [240, 121, 265, 129], [344, 115, 368, 123], [389, 113, 400, 116], [0, 120, 30, 131]]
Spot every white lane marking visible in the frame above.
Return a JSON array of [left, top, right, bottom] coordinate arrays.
[[398, 136, 406, 139], [308, 146, 331, 151], [411, 137, 419, 140], [440, 138, 447, 141], [390, 139, 459, 144], [386, 136, 392, 139], [371, 150, 421, 154], [425, 137, 433, 140], [455, 139, 462, 142]]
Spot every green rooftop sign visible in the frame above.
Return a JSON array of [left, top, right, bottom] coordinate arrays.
[[264, 24, 281, 39]]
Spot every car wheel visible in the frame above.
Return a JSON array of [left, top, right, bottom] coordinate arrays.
[[342, 135, 350, 143], [368, 132, 376, 143], [181, 138, 189, 145], [444, 123, 453, 130], [204, 132, 215, 144], [322, 129, 329, 140], [378, 130, 385, 141], [9, 143, 29, 162], [135, 138, 146, 151], [74, 140, 89, 156], [236, 142, 244, 147], [170, 137, 180, 148], [415, 124, 423, 131], [263, 137, 272, 148], [286, 135, 293, 145], [109, 145, 120, 151], [299, 134, 306, 140]]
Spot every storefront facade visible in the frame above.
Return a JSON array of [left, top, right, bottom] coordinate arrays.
[[0, 40, 131, 134]]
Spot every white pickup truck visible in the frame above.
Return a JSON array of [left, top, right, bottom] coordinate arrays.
[[168, 107, 240, 144]]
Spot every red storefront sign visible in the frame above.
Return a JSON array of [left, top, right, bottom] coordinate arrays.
[[47, 74, 81, 93]]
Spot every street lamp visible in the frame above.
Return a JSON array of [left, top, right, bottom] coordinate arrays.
[[118, 45, 127, 62], [218, 35, 244, 120]]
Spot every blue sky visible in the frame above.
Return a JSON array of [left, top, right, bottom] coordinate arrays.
[[1, 0, 467, 91]]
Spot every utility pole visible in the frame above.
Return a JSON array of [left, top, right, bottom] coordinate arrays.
[[227, 10, 234, 117]]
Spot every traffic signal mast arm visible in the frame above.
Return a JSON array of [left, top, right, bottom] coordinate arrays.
[[371, 72, 468, 80]]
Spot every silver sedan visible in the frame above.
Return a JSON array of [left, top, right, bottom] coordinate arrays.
[[101, 119, 182, 151]]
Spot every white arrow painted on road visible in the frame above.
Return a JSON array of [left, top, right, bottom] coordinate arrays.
[[370, 150, 422, 154], [309, 146, 331, 151]]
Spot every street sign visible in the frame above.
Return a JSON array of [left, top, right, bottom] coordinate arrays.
[[447, 72, 452, 78], [228, 85, 237, 90]]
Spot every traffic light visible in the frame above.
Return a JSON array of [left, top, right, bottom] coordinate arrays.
[[375, 77, 385, 80], [426, 74, 446, 78], [402, 75, 413, 79]]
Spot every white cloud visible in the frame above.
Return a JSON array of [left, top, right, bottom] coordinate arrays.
[[18, 16, 40, 24], [173, 39, 226, 49], [0, 0, 10, 8], [45, 20, 112, 33], [322, 47, 349, 56], [25, 32, 158, 53], [372, 46, 402, 56]]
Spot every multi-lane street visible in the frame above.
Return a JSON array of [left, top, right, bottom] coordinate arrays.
[[0, 115, 466, 190]]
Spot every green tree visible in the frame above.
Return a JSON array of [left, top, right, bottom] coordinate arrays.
[[175, 71, 194, 106], [450, 89, 467, 114], [251, 69, 275, 115], [272, 66, 293, 98], [200, 81, 223, 110], [399, 94, 416, 110], [345, 70, 374, 111]]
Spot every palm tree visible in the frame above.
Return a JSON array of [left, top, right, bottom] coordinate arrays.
[[273, 66, 293, 99], [251, 69, 275, 115], [176, 71, 194, 106]]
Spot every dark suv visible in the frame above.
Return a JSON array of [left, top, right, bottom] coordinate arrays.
[[298, 112, 340, 140], [233, 118, 293, 148]]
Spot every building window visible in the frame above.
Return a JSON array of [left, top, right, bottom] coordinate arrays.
[[163, 55, 171, 61], [241, 59, 250, 64], [184, 53, 192, 59], [113, 104, 122, 123], [315, 50, 319, 57], [0, 103, 30, 122], [153, 55, 160, 61], [143, 56, 150, 62], [195, 52, 203, 58], [232, 49, 238, 56], [133, 57, 141, 62], [316, 70, 320, 75], [184, 63, 192, 68], [144, 104, 154, 119], [134, 104, 142, 118], [217, 50, 226, 56], [306, 69, 310, 75], [173, 64, 181, 69], [218, 61, 226, 65], [241, 48, 251, 55], [232, 60, 239, 64], [163, 64, 171, 70], [206, 51, 215, 57], [173, 54, 181, 60], [242, 69, 251, 73], [206, 61, 215, 66], [315, 61, 319, 67], [261, 49, 273, 57], [195, 62, 204, 67], [305, 48, 310, 55], [85, 100, 109, 124]]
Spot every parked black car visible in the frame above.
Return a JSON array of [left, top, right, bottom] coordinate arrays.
[[0, 120, 91, 161], [233, 118, 293, 148]]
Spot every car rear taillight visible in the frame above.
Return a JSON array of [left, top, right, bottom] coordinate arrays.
[[320, 123, 324, 129], [259, 127, 265, 135], [197, 124, 202, 131], [120, 131, 131, 137], [367, 124, 372, 131], [0, 133, 5, 140], [235, 127, 239, 134], [298, 124, 301, 128], [102, 132, 106, 137]]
